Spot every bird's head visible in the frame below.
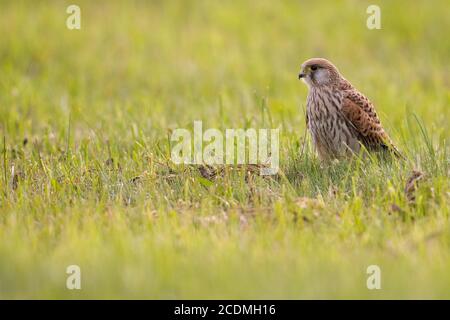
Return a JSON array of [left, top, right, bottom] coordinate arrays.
[[298, 58, 341, 88]]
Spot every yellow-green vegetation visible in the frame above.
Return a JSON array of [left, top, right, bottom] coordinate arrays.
[[0, 0, 449, 299]]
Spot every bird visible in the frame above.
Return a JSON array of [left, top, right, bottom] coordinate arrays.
[[298, 58, 402, 161]]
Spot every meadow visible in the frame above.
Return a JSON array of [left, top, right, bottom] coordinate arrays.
[[0, 0, 449, 299]]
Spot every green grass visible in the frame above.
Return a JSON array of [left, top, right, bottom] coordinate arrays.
[[0, 0, 449, 299]]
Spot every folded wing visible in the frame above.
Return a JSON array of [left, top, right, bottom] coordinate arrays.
[[340, 89, 402, 158]]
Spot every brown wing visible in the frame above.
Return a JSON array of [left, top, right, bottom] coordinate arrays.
[[341, 89, 402, 157]]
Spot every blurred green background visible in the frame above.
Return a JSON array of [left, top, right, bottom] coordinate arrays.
[[0, 0, 449, 298]]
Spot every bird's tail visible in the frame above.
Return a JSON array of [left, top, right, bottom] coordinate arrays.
[[391, 144, 406, 160], [386, 138, 406, 160]]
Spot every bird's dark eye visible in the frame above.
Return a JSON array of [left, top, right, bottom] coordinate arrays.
[[311, 65, 318, 71]]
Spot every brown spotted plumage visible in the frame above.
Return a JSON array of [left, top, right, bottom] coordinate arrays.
[[299, 58, 402, 161]]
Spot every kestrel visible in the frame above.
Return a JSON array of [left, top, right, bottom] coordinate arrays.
[[298, 58, 402, 161]]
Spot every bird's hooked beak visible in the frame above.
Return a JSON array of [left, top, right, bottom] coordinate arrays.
[[298, 68, 306, 79]]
